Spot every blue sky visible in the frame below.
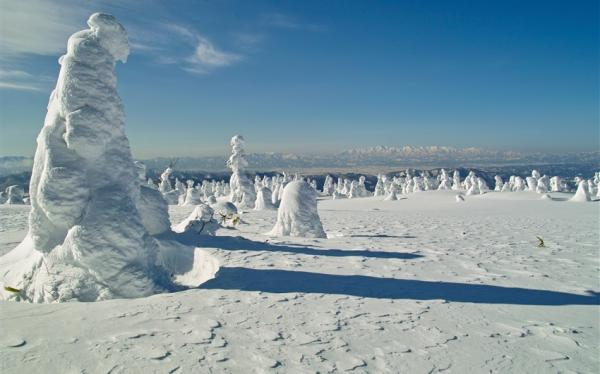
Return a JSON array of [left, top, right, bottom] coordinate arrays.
[[0, 0, 598, 158]]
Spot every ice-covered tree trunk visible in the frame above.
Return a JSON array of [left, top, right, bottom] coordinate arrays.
[[0, 14, 174, 302], [227, 135, 256, 208]]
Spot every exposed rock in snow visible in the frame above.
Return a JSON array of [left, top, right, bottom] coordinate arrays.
[[0, 14, 206, 302], [268, 181, 326, 238], [570, 180, 592, 202], [227, 135, 256, 209]]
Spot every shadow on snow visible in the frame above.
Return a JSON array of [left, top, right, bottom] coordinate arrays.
[[160, 232, 423, 260], [200, 267, 599, 306]]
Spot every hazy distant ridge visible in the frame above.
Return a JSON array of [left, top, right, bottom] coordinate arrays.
[[1, 147, 598, 175]]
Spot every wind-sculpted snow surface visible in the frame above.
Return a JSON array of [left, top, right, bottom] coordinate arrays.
[[0, 14, 214, 303], [0, 191, 598, 372], [268, 181, 326, 238]]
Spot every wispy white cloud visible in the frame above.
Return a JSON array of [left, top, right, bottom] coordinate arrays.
[[233, 32, 265, 51], [0, 69, 48, 92], [0, 69, 33, 79], [0, 81, 44, 92], [0, 0, 263, 79], [149, 23, 243, 75], [261, 13, 326, 32], [188, 36, 242, 67], [0, 0, 88, 58]]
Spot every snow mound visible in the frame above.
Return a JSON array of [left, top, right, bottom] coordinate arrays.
[[211, 201, 238, 217], [173, 204, 219, 235], [268, 181, 326, 238]]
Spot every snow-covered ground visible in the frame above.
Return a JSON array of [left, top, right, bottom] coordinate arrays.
[[1, 191, 598, 373]]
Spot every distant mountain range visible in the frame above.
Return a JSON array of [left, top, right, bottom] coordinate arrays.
[[141, 146, 599, 172], [1, 147, 598, 175]]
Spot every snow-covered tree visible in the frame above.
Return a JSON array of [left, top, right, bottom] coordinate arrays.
[[4, 185, 24, 204], [494, 175, 503, 191], [268, 181, 326, 238], [385, 182, 400, 201], [438, 169, 452, 190], [182, 180, 203, 206], [374, 174, 385, 196], [173, 204, 220, 235], [348, 181, 359, 199], [227, 135, 256, 209], [570, 180, 591, 202], [536, 175, 550, 193], [322, 175, 334, 195], [513, 176, 526, 191], [255, 187, 275, 210], [0, 14, 177, 302], [526, 176, 537, 192], [451, 170, 461, 190]]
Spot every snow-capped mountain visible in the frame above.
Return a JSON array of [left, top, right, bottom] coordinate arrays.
[[2, 147, 598, 175], [140, 147, 598, 172]]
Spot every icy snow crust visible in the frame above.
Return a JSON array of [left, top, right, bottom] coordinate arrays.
[[0, 14, 216, 303]]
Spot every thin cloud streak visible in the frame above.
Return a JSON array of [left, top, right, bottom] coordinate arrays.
[[0, 82, 45, 92], [261, 12, 326, 32]]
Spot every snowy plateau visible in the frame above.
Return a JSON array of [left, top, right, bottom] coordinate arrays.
[[1, 191, 599, 373], [0, 11, 598, 374]]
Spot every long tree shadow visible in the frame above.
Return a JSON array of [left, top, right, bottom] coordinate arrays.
[[159, 232, 422, 260], [200, 267, 599, 306]]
